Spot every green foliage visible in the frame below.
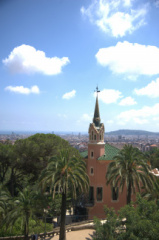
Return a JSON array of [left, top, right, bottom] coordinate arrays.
[[106, 144, 153, 204], [39, 149, 89, 240], [1, 187, 49, 237], [0, 218, 52, 237], [144, 148, 159, 169], [142, 176, 159, 202], [118, 195, 159, 240], [0, 133, 87, 239], [28, 219, 53, 235], [0, 143, 13, 184], [93, 206, 118, 240], [94, 196, 159, 240], [40, 149, 89, 200], [48, 194, 62, 216], [13, 133, 81, 184]]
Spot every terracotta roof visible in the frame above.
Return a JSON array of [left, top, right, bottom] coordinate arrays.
[[150, 144, 157, 147]]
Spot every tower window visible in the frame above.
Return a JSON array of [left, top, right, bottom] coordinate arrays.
[[94, 135, 96, 140], [97, 187, 103, 201], [112, 187, 118, 201], [90, 151, 94, 158], [100, 135, 101, 140], [90, 167, 94, 175], [92, 131, 93, 140]]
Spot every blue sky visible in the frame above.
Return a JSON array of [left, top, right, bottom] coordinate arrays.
[[1, 0, 159, 133]]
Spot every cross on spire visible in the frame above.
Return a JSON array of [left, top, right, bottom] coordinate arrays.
[[95, 86, 100, 94]]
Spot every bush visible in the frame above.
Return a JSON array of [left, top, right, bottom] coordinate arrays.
[[93, 195, 159, 240], [0, 218, 53, 237]]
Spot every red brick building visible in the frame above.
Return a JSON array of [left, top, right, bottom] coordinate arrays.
[[81, 89, 132, 219]]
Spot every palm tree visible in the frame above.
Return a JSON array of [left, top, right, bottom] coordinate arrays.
[[3, 187, 39, 239], [106, 144, 153, 204], [39, 149, 89, 240], [142, 176, 159, 202], [0, 186, 12, 224]]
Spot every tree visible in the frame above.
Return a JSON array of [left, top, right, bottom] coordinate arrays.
[[14, 133, 75, 182], [106, 144, 153, 204], [3, 187, 43, 239], [144, 148, 159, 169], [118, 195, 159, 240], [0, 186, 12, 225], [0, 143, 13, 184], [142, 176, 159, 203], [93, 206, 119, 240], [93, 195, 159, 240], [39, 149, 89, 240]]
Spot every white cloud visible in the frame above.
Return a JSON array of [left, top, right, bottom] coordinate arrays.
[[62, 90, 76, 100], [123, 0, 132, 7], [94, 89, 122, 104], [5, 85, 40, 94], [134, 78, 159, 98], [119, 96, 137, 106], [96, 41, 159, 77], [3, 44, 70, 75], [116, 103, 159, 126], [81, 0, 147, 37], [81, 113, 92, 122], [106, 120, 114, 125], [76, 113, 92, 126]]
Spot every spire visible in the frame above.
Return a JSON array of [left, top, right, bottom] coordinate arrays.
[[93, 86, 101, 127]]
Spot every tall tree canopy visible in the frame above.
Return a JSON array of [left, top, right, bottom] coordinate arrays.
[[0, 133, 85, 237], [39, 149, 89, 240], [14, 133, 77, 182], [106, 144, 153, 204]]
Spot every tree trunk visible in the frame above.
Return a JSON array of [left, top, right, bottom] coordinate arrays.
[[127, 180, 132, 204], [59, 192, 66, 240], [11, 168, 14, 197], [24, 214, 29, 240]]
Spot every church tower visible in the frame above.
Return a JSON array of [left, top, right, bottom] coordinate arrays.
[[88, 87, 105, 160]]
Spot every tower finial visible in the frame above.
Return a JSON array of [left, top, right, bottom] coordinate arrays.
[[95, 86, 100, 94], [93, 86, 101, 127]]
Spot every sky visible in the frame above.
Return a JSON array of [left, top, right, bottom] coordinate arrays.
[[1, 0, 159, 133]]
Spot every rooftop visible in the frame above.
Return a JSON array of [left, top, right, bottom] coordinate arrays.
[[80, 143, 119, 161], [98, 143, 119, 160]]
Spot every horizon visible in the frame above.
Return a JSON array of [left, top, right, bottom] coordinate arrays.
[[0, 128, 159, 136], [1, 0, 159, 133]]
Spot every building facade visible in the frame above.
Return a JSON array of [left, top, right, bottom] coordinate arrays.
[[82, 89, 134, 219]]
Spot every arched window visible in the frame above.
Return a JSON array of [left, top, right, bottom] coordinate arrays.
[[91, 151, 94, 158], [90, 167, 94, 175]]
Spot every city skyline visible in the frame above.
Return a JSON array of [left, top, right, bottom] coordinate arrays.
[[1, 0, 159, 133]]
